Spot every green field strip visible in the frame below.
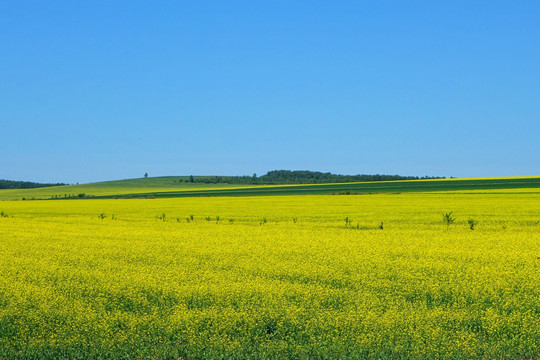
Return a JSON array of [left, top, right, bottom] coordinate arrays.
[[2, 176, 540, 201], [90, 177, 540, 199]]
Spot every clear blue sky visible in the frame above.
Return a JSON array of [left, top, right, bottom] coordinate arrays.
[[1, 1, 539, 183]]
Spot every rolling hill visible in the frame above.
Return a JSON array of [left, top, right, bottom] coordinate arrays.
[[1, 176, 540, 201]]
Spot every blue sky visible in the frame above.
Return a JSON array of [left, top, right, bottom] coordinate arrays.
[[1, 1, 539, 183]]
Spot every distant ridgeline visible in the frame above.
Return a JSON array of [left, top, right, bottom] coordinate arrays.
[[185, 170, 444, 185], [0, 179, 67, 189]]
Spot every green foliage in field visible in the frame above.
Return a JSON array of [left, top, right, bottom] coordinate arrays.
[[0, 193, 539, 359], [443, 211, 456, 230]]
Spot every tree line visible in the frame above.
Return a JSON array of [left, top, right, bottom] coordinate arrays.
[[181, 170, 444, 185], [0, 179, 66, 189]]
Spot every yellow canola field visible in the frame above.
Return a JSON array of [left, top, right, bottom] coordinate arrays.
[[0, 193, 539, 359]]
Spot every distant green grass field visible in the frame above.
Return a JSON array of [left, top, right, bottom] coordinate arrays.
[[1, 176, 540, 201], [0, 177, 257, 201]]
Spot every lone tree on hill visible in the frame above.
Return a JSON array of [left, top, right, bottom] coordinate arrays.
[[144, 172, 148, 178]]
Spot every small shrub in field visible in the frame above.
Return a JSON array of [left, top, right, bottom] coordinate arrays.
[[156, 213, 166, 222], [205, 216, 211, 222], [229, 219, 235, 224], [0, 211, 8, 218], [378, 221, 384, 230], [344, 217, 352, 227], [98, 213, 106, 220], [443, 211, 455, 230], [190, 214, 195, 221], [292, 217, 298, 224], [260, 217, 267, 225], [468, 218, 477, 230]]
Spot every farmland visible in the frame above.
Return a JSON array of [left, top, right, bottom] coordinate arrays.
[[0, 177, 255, 201], [1, 176, 540, 201], [1, 188, 539, 359]]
